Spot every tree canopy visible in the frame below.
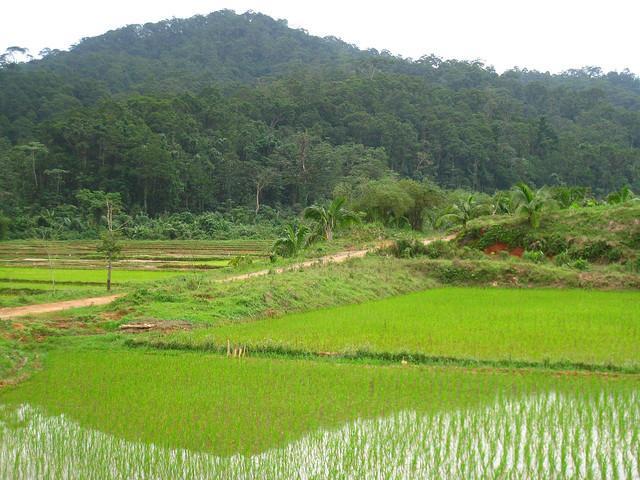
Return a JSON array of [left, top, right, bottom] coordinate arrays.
[[1, 10, 639, 224]]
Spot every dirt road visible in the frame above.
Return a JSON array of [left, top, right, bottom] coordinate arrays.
[[0, 234, 456, 319], [0, 295, 122, 320]]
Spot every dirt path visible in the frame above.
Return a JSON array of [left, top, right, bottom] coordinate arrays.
[[219, 248, 371, 282], [0, 295, 122, 319], [0, 234, 456, 318], [220, 234, 456, 283]]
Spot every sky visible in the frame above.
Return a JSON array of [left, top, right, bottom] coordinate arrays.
[[1, 0, 639, 74]]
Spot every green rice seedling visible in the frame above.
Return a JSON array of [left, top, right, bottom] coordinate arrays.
[[143, 288, 640, 371], [2, 390, 633, 479], [1, 350, 637, 461]]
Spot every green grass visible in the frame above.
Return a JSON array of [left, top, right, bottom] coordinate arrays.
[[0, 281, 96, 292], [0, 266, 192, 307], [118, 256, 436, 324], [0, 277, 116, 309], [0, 239, 273, 272], [0, 285, 110, 309], [0, 338, 27, 381], [141, 288, 640, 370], [1, 348, 636, 458]]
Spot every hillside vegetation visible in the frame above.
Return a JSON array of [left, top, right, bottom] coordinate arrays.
[[1, 10, 640, 224], [462, 203, 640, 265]]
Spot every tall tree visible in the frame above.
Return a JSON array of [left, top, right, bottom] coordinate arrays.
[[96, 195, 123, 291], [16, 141, 47, 188]]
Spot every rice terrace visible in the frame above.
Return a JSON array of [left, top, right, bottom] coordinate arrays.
[[2, 4, 640, 480]]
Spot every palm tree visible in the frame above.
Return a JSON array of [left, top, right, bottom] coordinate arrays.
[[607, 186, 636, 205], [437, 195, 487, 230], [303, 197, 359, 241], [490, 191, 513, 215], [273, 223, 309, 257], [511, 182, 552, 228]]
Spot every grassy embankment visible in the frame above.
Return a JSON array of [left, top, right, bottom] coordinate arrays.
[[462, 203, 640, 268], [110, 247, 640, 326]]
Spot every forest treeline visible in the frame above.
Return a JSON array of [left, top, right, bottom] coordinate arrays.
[[1, 10, 639, 229]]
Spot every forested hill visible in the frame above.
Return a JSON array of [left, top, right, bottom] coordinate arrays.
[[18, 10, 367, 92], [1, 9, 640, 217]]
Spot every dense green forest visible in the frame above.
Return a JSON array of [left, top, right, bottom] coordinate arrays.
[[1, 10, 639, 235]]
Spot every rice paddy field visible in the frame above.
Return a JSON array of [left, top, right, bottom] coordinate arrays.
[[144, 288, 640, 371], [0, 239, 272, 308], [0, 241, 639, 479], [0, 240, 271, 268], [0, 350, 638, 478]]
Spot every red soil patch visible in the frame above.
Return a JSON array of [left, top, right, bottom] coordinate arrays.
[[483, 243, 524, 258], [484, 242, 509, 255]]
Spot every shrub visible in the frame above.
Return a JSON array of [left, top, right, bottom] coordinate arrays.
[[388, 239, 426, 258], [523, 250, 546, 264], [525, 238, 546, 253], [606, 247, 623, 263], [625, 257, 640, 273], [389, 239, 459, 259], [229, 255, 253, 268], [347, 222, 386, 243], [542, 234, 569, 256], [554, 250, 571, 267], [434, 263, 470, 283], [574, 240, 613, 262], [423, 240, 455, 259], [476, 224, 528, 249], [571, 259, 589, 271], [458, 246, 485, 260], [570, 240, 621, 263]]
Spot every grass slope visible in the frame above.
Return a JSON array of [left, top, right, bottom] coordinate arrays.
[[115, 255, 640, 328], [468, 203, 640, 243]]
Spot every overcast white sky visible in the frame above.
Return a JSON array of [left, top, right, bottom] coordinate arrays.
[[1, 0, 639, 74]]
